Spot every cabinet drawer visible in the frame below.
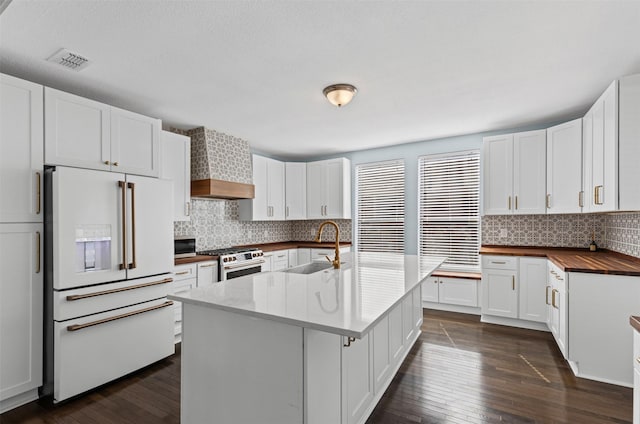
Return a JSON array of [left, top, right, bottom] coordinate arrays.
[[173, 264, 197, 281], [482, 255, 518, 270]]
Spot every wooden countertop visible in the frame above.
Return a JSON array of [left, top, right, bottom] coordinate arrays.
[[175, 241, 353, 265], [235, 241, 352, 253], [631, 316, 640, 333], [480, 245, 640, 276]]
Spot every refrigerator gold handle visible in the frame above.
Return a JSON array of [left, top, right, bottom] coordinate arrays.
[[66, 278, 173, 301], [118, 181, 127, 270], [66, 301, 173, 332], [127, 182, 137, 270]]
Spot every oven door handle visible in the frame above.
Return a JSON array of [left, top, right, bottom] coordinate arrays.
[[223, 259, 265, 270]]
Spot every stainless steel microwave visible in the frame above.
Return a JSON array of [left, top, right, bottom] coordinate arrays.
[[174, 236, 196, 258]]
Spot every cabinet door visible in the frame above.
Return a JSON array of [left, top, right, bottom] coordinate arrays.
[[439, 277, 478, 307], [271, 249, 289, 271], [0, 223, 43, 401], [262, 254, 273, 272], [239, 155, 269, 220], [306, 161, 324, 219], [324, 159, 346, 219], [547, 119, 583, 214], [634, 367, 639, 424], [0, 75, 44, 223], [160, 131, 191, 221], [422, 276, 439, 302], [402, 294, 415, 344], [267, 158, 285, 220], [582, 111, 594, 213], [341, 333, 373, 424], [110, 107, 160, 177], [125, 175, 173, 280], [285, 162, 306, 220], [388, 302, 404, 365], [44, 87, 110, 171], [298, 248, 311, 265], [481, 269, 518, 318], [513, 130, 546, 215], [483, 134, 513, 215], [413, 286, 423, 328], [287, 249, 298, 268], [197, 261, 218, 287], [590, 80, 618, 212], [372, 316, 391, 393], [518, 258, 547, 323]]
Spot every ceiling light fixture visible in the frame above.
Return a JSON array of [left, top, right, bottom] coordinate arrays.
[[323, 83, 357, 107]]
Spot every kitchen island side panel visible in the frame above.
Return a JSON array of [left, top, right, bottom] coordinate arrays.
[[181, 304, 303, 424]]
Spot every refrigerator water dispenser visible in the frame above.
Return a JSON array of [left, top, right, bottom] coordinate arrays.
[[75, 225, 111, 272]]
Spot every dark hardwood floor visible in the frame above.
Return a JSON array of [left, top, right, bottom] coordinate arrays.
[[1, 310, 632, 423]]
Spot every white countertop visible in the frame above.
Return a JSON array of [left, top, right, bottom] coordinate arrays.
[[169, 252, 445, 338]]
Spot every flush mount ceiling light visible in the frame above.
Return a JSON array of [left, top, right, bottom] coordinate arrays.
[[323, 83, 357, 107]]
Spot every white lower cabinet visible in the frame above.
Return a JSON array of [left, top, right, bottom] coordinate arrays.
[[306, 285, 421, 424], [271, 249, 289, 271], [547, 262, 568, 358], [311, 246, 351, 263], [518, 258, 547, 323], [422, 276, 479, 307], [172, 261, 217, 343], [0, 224, 43, 412], [298, 248, 311, 266], [481, 268, 518, 319]]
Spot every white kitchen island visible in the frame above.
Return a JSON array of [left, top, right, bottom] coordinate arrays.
[[169, 252, 444, 424]]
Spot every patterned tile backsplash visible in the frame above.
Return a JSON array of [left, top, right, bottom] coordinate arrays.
[[481, 214, 605, 248], [604, 212, 640, 258], [174, 199, 351, 251]]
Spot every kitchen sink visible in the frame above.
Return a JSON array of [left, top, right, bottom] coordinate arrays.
[[284, 261, 338, 274]]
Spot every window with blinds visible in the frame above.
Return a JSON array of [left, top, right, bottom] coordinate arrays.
[[419, 150, 480, 271], [356, 160, 405, 253]]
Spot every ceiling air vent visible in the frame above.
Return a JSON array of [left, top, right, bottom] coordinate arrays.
[[47, 48, 90, 71]]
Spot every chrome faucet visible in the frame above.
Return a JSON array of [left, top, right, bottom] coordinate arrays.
[[314, 220, 341, 269]]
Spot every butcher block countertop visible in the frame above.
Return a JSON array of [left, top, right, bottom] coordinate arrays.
[[480, 245, 640, 276], [175, 255, 218, 265], [631, 316, 640, 333]]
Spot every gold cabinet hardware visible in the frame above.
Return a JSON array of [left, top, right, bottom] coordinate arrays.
[[508, 196, 511, 210], [113, 162, 119, 166], [199, 264, 216, 268], [67, 301, 173, 332], [343, 336, 356, 347], [36, 231, 41, 273], [185, 202, 191, 216], [545, 285, 551, 305], [550, 270, 557, 275], [118, 181, 127, 270], [433, 278, 438, 284], [594, 185, 604, 205], [546, 194, 551, 209], [175, 270, 190, 276], [579, 191, 584, 208], [637, 357, 640, 364], [36, 172, 41, 214], [491, 261, 506, 264], [286, 206, 289, 217], [512, 275, 515, 290], [515, 196, 518, 210], [551, 289, 558, 309], [127, 182, 137, 269], [104, 160, 110, 165], [66, 278, 173, 301]]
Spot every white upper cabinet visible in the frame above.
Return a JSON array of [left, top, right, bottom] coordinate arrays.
[[160, 131, 191, 221], [285, 162, 306, 220], [110, 107, 160, 177], [0, 74, 44, 223], [44, 87, 160, 177], [483, 130, 546, 215], [546, 118, 583, 214], [239, 154, 285, 221], [306, 158, 351, 219]]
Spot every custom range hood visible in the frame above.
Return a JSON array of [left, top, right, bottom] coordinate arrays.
[[188, 127, 255, 199]]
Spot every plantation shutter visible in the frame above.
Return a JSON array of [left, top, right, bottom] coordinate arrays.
[[419, 151, 480, 271], [356, 160, 405, 253]]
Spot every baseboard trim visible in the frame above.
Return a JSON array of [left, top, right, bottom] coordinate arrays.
[[480, 315, 550, 332], [0, 388, 39, 414], [422, 302, 481, 316]]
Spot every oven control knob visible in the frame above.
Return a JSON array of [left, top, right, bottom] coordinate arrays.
[[223, 257, 228, 262]]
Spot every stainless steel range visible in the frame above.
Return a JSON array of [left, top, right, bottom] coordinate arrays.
[[197, 247, 265, 281]]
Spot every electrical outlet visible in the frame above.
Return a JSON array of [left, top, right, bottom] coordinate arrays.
[[499, 229, 508, 238]]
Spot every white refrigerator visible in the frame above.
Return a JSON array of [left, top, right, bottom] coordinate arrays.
[[44, 166, 174, 402]]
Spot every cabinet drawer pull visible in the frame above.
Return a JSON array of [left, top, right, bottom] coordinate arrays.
[[66, 278, 173, 301], [113, 162, 119, 167], [491, 261, 506, 265], [546, 194, 551, 209], [36, 172, 41, 214], [579, 191, 584, 208], [104, 160, 110, 165], [343, 336, 356, 347], [199, 264, 216, 268], [67, 301, 173, 332], [637, 357, 640, 364], [512, 275, 515, 290], [36, 231, 41, 273], [175, 270, 191, 275]]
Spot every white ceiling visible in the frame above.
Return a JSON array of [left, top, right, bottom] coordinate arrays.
[[1, 1, 640, 159]]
